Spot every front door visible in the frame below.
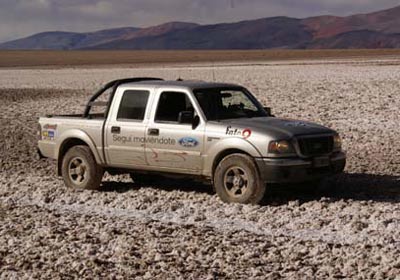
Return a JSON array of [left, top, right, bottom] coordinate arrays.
[[105, 89, 151, 168], [145, 90, 204, 172]]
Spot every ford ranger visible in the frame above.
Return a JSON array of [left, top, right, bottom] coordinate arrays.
[[38, 77, 346, 204]]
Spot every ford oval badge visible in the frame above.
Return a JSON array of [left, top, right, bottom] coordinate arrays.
[[179, 137, 199, 148]]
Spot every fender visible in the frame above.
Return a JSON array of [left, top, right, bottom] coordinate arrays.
[[56, 129, 104, 165], [203, 138, 263, 177]]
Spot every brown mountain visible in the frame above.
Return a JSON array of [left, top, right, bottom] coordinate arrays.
[[0, 22, 198, 50], [303, 5, 400, 39], [1, 5, 400, 50], [124, 22, 199, 40], [304, 30, 400, 49], [92, 17, 313, 50]]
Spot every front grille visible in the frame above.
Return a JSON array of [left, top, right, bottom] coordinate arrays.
[[297, 135, 333, 157]]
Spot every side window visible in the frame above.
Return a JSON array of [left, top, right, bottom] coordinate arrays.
[[155, 91, 194, 123], [117, 90, 150, 121]]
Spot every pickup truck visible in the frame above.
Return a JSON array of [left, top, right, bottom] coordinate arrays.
[[38, 77, 346, 204]]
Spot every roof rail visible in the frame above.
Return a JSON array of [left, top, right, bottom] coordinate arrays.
[[83, 77, 163, 118]]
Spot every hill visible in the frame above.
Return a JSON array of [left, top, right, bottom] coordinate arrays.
[[1, 5, 400, 50]]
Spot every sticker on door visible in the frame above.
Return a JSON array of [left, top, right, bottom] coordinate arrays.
[[178, 137, 199, 148]]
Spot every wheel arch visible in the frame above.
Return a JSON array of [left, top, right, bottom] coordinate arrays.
[[204, 139, 263, 179], [56, 131, 102, 176], [211, 148, 252, 181]]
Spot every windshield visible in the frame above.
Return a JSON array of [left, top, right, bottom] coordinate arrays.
[[193, 87, 268, 120]]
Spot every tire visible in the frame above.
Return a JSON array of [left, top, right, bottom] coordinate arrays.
[[214, 154, 266, 204], [61, 145, 103, 190]]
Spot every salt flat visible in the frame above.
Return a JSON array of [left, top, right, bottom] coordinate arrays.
[[1, 59, 399, 279]]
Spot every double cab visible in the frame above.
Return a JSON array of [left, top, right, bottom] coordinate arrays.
[[38, 78, 346, 204]]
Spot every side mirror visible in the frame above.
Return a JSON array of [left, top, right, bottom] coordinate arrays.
[[263, 107, 274, 117], [192, 115, 200, 130], [178, 111, 194, 124]]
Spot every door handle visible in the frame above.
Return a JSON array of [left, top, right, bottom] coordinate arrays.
[[111, 126, 121, 134], [148, 128, 159, 136]]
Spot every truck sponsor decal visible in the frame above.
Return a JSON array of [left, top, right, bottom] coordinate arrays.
[[242, 129, 252, 139], [225, 126, 252, 139], [42, 124, 57, 140], [43, 124, 57, 130], [113, 135, 176, 145], [42, 130, 55, 140], [178, 137, 199, 148]]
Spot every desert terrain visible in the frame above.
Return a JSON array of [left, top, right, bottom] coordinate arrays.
[[2, 49, 400, 68], [1, 54, 400, 279]]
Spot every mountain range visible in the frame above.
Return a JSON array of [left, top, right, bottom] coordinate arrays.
[[1, 5, 400, 50]]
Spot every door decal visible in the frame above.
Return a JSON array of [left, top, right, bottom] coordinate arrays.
[[178, 137, 199, 148]]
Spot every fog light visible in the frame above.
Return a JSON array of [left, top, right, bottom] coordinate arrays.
[[333, 134, 342, 151]]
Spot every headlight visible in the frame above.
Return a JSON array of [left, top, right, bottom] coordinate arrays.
[[268, 140, 295, 154], [333, 134, 342, 151]]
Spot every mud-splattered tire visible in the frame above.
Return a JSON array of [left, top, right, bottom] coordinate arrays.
[[61, 145, 103, 190], [214, 154, 266, 204]]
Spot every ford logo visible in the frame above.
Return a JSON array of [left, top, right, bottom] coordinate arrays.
[[179, 137, 199, 148]]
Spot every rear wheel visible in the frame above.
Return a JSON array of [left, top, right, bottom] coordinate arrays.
[[214, 154, 266, 204], [62, 145, 103, 190]]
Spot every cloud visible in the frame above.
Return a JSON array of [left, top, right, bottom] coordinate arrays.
[[0, 0, 399, 42]]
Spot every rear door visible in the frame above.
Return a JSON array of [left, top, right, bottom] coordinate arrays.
[[144, 89, 205, 173], [105, 87, 153, 168]]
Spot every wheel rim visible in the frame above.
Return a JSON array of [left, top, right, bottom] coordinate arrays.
[[224, 167, 249, 198], [68, 157, 88, 185]]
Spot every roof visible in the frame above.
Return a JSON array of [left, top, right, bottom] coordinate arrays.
[[119, 80, 241, 91]]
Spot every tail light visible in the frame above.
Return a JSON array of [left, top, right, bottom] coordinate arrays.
[[38, 124, 42, 140]]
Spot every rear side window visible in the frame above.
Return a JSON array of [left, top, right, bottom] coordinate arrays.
[[155, 91, 194, 123], [117, 90, 150, 121]]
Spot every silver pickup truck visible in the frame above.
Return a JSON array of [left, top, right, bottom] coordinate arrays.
[[38, 77, 346, 204]]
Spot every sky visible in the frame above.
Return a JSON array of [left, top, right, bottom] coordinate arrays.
[[0, 0, 399, 43]]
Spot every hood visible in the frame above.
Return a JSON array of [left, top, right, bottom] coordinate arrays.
[[218, 117, 335, 139]]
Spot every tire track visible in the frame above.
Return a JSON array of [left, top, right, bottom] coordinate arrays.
[[3, 187, 399, 249]]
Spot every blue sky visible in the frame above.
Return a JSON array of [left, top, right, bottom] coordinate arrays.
[[0, 0, 399, 42]]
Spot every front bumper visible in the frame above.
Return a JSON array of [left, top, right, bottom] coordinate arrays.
[[37, 147, 46, 159], [255, 152, 346, 183]]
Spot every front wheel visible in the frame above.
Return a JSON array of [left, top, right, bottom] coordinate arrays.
[[214, 154, 266, 204], [61, 145, 103, 190]]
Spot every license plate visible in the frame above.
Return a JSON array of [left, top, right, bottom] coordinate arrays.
[[313, 157, 330, 167]]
